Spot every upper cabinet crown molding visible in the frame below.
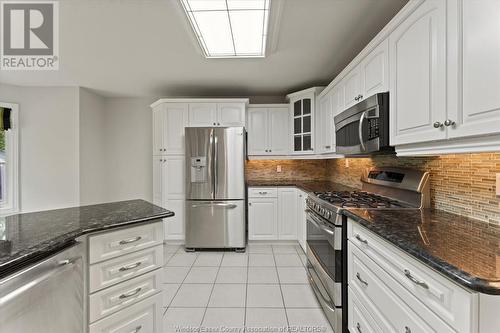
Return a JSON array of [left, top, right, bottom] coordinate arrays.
[[150, 98, 249, 108]]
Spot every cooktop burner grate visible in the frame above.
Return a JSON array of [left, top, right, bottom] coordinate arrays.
[[313, 191, 407, 209]]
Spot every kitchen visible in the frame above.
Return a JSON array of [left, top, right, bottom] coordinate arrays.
[[0, 0, 499, 333]]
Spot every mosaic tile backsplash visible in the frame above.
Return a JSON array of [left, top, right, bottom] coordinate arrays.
[[246, 153, 500, 224]]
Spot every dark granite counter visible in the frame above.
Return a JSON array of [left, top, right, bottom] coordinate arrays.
[[344, 208, 500, 295], [246, 179, 357, 193], [0, 199, 173, 278]]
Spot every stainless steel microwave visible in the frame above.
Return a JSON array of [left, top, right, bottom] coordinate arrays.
[[334, 92, 394, 155]]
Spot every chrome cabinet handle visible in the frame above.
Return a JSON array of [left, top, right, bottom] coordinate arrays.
[[356, 322, 362, 333], [444, 119, 455, 127], [405, 326, 412, 333], [119, 236, 142, 245], [258, 191, 268, 194], [404, 269, 429, 289], [433, 121, 443, 128], [119, 287, 142, 299], [119, 261, 142, 272], [325, 145, 331, 149], [131, 325, 142, 333], [355, 234, 368, 244], [356, 272, 368, 286], [192, 203, 237, 209]]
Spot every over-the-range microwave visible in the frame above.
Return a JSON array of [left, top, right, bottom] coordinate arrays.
[[334, 92, 394, 156]]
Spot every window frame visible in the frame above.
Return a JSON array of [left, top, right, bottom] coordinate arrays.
[[0, 102, 19, 216]]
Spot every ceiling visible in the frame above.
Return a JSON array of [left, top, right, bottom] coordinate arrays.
[[0, 0, 408, 98]]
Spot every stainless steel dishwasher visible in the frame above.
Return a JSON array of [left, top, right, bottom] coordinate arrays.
[[0, 242, 85, 332]]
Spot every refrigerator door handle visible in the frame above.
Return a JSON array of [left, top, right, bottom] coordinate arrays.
[[191, 203, 237, 209], [210, 130, 215, 198], [213, 133, 218, 199]]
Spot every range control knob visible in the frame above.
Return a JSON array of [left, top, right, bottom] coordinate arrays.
[[320, 208, 325, 215], [325, 211, 331, 219]]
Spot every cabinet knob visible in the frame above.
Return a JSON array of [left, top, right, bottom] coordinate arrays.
[[444, 119, 455, 127], [325, 145, 331, 149], [248, 203, 252, 206], [405, 327, 411, 333], [356, 323, 362, 333], [217, 122, 220, 126], [269, 149, 272, 152], [433, 121, 443, 128]]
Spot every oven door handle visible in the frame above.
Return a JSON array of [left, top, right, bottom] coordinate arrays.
[[358, 111, 367, 152], [308, 213, 335, 236]]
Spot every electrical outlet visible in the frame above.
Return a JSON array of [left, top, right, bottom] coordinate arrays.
[[277, 165, 282, 173], [496, 173, 500, 196], [345, 159, 349, 168]]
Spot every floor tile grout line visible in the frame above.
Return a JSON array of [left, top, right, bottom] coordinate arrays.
[[163, 252, 198, 314], [272, 245, 291, 332], [199, 252, 225, 327], [244, 248, 249, 329]]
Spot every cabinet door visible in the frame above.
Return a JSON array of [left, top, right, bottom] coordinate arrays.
[[152, 106, 164, 155], [361, 39, 389, 97], [268, 107, 289, 155], [278, 188, 297, 240], [317, 92, 333, 154], [217, 103, 246, 126], [164, 199, 185, 240], [247, 108, 269, 155], [343, 67, 362, 109], [291, 96, 314, 153], [152, 157, 163, 206], [296, 190, 307, 252], [248, 198, 278, 240], [164, 103, 189, 154], [188, 103, 217, 127], [389, 0, 447, 145], [449, 0, 500, 138], [164, 156, 185, 199]]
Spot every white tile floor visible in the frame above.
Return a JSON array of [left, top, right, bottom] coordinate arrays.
[[162, 243, 333, 333]]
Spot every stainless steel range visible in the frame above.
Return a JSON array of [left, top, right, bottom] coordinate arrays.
[[305, 168, 430, 333]]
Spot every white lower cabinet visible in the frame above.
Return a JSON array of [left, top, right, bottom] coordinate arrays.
[[347, 218, 481, 333], [296, 189, 307, 251], [163, 199, 185, 240], [248, 187, 306, 242], [88, 222, 164, 332]]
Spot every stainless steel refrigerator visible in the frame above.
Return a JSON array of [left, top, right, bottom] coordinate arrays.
[[185, 127, 246, 250]]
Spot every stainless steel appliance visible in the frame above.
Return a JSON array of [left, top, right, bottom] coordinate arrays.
[[0, 242, 85, 332], [306, 168, 430, 333], [334, 92, 393, 155], [185, 127, 246, 250]]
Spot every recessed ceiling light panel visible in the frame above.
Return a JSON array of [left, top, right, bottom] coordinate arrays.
[[180, 0, 271, 58]]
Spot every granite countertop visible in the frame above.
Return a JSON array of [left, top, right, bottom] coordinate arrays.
[[0, 199, 174, 278], [344, 208, 500, 295], [246, 179, 358, 193]]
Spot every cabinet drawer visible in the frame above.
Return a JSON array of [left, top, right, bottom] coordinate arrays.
[[349, 221, 474, 332], [348, 286, 382, 333], [89, 269, 163, 323], [89, 293, 163, 333], [90, 245, 163, 293], [349, 242, 455, 333], [89, 222, 163, 264], [248, 187, 278, 198]]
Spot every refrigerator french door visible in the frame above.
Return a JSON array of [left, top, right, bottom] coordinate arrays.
[[185, 127, 246, 249]]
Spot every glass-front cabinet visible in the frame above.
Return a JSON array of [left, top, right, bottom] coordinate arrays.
[[287, 87, 324, 154]]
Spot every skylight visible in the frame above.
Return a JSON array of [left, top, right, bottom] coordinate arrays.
[[180, 0, 271, 58]]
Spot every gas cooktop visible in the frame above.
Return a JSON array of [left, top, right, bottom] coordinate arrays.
[[313, 191, 411, 209]]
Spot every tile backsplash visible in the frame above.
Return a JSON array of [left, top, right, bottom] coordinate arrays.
[[246, 153, 500, 224]]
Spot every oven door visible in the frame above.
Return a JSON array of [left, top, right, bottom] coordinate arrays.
[[306, 210, 342, 302]]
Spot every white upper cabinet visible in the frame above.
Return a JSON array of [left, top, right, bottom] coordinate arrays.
[[389, 0, 447, 145], [188, 103, 217, 127], [247, 108, 269, 155], [448, 0, 500, 139], [316, 91, 335, 154], [217, 103, 246, 126], [361, 38, 389, 98], [287, 87, 324, 154], [247, 105, 289, 156], [188, 102, 246, 127], [342, 68, 363, 110], [152, 105, 164, 155], [268, 107, 290, 155], [164, 103, 189, 154]]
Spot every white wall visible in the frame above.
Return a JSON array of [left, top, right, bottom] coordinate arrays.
[[79, 88, 107, 205], [102, 97, 154, 202], [0, 84, 80, 212]]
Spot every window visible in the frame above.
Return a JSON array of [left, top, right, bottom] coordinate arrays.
[[0, 103, 19, 215]]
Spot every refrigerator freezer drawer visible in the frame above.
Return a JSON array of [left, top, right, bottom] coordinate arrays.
[[185, 200, 246, 249]]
